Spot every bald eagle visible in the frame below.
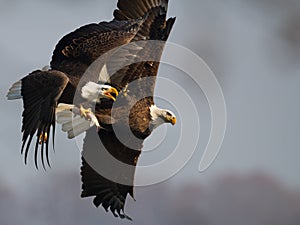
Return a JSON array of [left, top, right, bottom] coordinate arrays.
[[7, 0, 176, 220]]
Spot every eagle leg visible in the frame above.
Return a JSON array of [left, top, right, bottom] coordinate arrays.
[[77, 105, 101, 131], [79, 105, 92, 118]]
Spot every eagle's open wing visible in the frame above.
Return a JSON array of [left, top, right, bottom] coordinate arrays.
[[10, 17, 149, 168], [81, 128, 142, 220], [16, 70, 69, 168], [109, 0, 176, 94], [50, 18, 146, 79], [80, 0, 175, 219]]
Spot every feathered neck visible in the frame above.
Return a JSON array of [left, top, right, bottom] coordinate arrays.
[[149, 105, 166, 130], [81, 82, 101, 103]]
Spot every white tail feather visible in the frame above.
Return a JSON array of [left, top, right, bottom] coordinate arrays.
[[7, 81, 22, 100], [66, 118, 93, 139], [56, 103, 74, 114], [56, 110, 74, 124], [61, 116, 87, 132], [56, 105, 98, 139]]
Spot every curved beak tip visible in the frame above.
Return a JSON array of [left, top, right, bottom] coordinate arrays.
[[171, 117, 177, 125], [104, 87, 119, 101], [111, 87, 119, 97]]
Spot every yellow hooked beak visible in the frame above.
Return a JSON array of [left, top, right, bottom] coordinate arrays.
[[171, 117, 177, 125], [103, 87, 119, 101], [167, 116, 176, 125]]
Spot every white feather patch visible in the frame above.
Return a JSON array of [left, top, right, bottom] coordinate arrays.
[[41, 65, 51, 71], [56, 103, 74, 114], [56, 108, 73, 124], [7, 80, 22, 100], [56, 104, 99, 139], [150, 105, 163, 120], [64, 117, 93, 139], [81, 82, 101, 103], [98, 64, 111, 83], [149, 105, 165, 129]]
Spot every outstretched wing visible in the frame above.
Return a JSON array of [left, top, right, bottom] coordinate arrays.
[[81, 128, 142, 220], [13, 70, 68, 168], [50, 17, 146, 79], [108, 0, 176, 94], [80, 0, 176, 218]]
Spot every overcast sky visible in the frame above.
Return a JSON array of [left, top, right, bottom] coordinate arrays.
[[1, 0, 300, 193]]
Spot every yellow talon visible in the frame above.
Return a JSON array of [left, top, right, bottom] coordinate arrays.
[[79, 105, 92, 120], [39, 132, 48, 145]]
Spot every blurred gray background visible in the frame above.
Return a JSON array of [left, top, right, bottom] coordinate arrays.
[[1, 0, 300, 224]]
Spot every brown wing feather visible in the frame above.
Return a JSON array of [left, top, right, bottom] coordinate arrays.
[[80, 94, 154, 219], [114, 0, 174, 42], [109, 0, 176, 95], [21, 70, 69, 169], [50, 18, 146, 78], [81, 128, 142, 220], [80, 1, 175, 217]]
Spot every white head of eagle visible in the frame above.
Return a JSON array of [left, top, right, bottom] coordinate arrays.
[[150, 105, 176, 130], [81, 81, 118, 103]]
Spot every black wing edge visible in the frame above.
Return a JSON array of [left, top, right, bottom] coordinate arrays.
[[20, 70, 69, 169], [114, 0, 176, 41], [80, 128, 143, 220], [114, 0, 169, 20], [81, 158, 133, 220]]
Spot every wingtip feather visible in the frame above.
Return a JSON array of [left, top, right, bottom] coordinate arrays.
[[7, 80, 22, 100]]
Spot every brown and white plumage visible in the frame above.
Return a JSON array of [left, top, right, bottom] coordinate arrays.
[[78, 0, 176, 219], [7, 14, 145, 168], [20, 70, 69, 168], [7, 0, 176, 220]]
